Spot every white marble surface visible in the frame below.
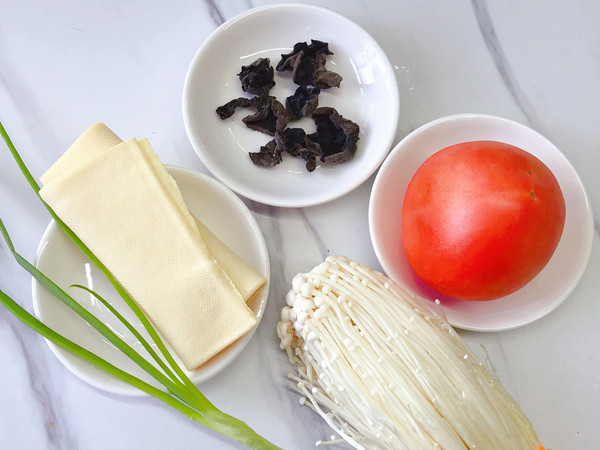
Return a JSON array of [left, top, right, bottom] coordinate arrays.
[[0, 1, 599, 449]]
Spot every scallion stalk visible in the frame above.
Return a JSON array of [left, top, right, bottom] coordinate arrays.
[[0, 288, 276, 449], [0, 218, 197, 407], [70, 283, 181, 384], [0, 121, 280, 450], [0, 121, 195, 394]]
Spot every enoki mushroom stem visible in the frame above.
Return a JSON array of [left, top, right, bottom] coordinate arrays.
[[277, 256, 540, 449]]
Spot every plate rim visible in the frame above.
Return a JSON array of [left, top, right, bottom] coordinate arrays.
[[182, 2, 400, 208], [32, 165, 270, 396], [368, 113, 594, 332]]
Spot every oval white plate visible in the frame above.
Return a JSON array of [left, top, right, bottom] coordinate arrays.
[[33, 166, 270, 396], [183, 3, 399, 207], [369, 114, 594, 331]]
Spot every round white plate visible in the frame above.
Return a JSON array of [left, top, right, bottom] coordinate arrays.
[[183, 3, 399, 207], [369, 114, 594, 331], [32, 166, 270, 396]]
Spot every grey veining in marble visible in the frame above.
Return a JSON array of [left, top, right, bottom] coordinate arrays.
[[204, 0, 227, 27], [0, 310, 77, 449], [1, 0, 599, 449], [471, 0, 535, 124]]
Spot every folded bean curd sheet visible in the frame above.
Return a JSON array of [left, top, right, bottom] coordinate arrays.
[[39, 123, 265, 370]]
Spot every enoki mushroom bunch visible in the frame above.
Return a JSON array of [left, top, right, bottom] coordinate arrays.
[[277, 256, 540, 449]]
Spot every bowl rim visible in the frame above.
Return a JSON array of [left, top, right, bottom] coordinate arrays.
[[182, 2, 400, 207], [368, 113, 594, 331], [32, 165, 271, 395]]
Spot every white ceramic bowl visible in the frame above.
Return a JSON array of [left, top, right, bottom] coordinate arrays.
[[33, 166, 270, 396], [183, 3, 399, 207], [369, 114, 594, 331]]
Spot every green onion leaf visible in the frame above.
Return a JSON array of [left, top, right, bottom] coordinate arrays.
[[0, 120, 192, 392], [0, 288, 278, 449], [0, 120, 280, 449], [0, 217, 202, 410], [69, 283, 182, 386]]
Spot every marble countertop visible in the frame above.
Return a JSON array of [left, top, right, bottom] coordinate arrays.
[[1, 1, 598, 449]]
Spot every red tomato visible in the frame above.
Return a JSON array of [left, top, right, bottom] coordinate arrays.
[[401, 140, 566, 301]]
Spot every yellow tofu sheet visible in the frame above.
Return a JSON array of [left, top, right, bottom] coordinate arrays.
[[39, 123, 265, 370]]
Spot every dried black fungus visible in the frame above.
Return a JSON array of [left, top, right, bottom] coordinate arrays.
[[293, 57, 317, 87], [216, 97, 260, 119], [216, 40, 358, 172], [238, 58, 275, 96], [313, 55, 343, 89], [242, 97, 289, 136], [276, 40, 342, 88], [308, 40, 332, 57], [276, 40, 332, 71], [304, 158, 317, 172], [249, 139, 282, 167], [274, 128, 321, 172], [313, 69, 343, 89], [216, 95, 275, 119], [286, 85, 320, 120], [275, 128, 308, 155], [308, 107, 360, 163]]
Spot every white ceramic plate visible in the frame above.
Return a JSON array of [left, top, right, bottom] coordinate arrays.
[[183, 3, 399, 207], [32, 166, 270, 396], [369, 114, 594, 331]]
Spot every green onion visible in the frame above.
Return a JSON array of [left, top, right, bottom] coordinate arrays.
[[0, 121, 279, 450], [69, 283, 180, 383], [0, 121, 193, 393]]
